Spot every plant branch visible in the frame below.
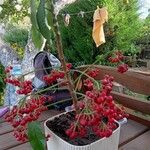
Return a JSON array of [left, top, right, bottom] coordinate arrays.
[[50, 0, 79, 112]]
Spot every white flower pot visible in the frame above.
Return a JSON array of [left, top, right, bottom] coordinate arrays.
[[44, 112, 121, 150]]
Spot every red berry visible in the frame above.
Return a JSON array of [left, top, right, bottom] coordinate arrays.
[[70, 131, 78, 139], [79, 118, 87, 126]]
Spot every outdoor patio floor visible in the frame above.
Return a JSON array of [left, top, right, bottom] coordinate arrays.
[[0, 109, 150, 150]]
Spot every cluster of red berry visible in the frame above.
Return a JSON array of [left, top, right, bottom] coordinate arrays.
[[87, 69, 100, 78], [4, 96, 47, 142], [108, 51, 124, 63], [83, 79, 94, 91], [117, 64, 128, 74], [16, 80, 33, 95], [66, 63, 73, 70], [5, 66, 33, 95], [5, 78, 20, 86], [43, 63, 73, 85], [108, 51, 129, 73], [43, 70, 65, 85], [66, 75, 128, 139], [4, 66, 13, 73], [3, 61, 128, 142], [5, 78, 32, 95]]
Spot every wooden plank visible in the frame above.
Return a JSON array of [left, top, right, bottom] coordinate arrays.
[[78, 65, 150, 95], [7, 121, 49, 150], [0, 118, 5, 123], [0, 122, 12, 135], [129, 114, 150, 127], [131, 69, 150, 76], [0, 132, 21, 150], [9, 143, 32, 150], [119, 120, 149, 146], [112, 92, 150, 115], [0, 110, 61, 135], [0, 110, 61, 150], [38, 109, 62, 122], [8, 143, 32, 150], [119, 130, 150, 150]]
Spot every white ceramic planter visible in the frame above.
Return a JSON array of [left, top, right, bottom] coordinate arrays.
[[44, 112, 121, 150]]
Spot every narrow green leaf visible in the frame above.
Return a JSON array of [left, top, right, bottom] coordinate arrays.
[[46, 0, 53, 27], [28, 121, 46, 150], [31, 25, 44, 49], [30, 0, 38, 29], [36, 0, 51, 42]]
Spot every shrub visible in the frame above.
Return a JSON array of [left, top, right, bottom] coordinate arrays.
[[3, 24, 28, 59], [0, 64, 5, 105], [59, 0, 142, 64], [136, 15, 150, 56]]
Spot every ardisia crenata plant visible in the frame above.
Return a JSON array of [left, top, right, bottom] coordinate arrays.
[[4, 0, 129, 149], [4, 54, 128, 143]]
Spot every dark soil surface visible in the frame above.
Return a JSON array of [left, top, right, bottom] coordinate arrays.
[[46, 111, 101, 146]]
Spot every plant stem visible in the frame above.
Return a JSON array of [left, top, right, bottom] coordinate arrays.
[[50, 0, 79, 113]]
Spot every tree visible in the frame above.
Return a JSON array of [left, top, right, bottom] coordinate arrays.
[[0, 0, 77, 106], [58, 0, 143, 64], [136, 11, 150, 58], [0, 0, 30, 23]]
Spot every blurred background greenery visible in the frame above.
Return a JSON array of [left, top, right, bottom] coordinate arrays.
[[59, 0, 145, 65]]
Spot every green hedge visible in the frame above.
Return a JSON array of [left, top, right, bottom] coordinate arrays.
[[59, 0, 142, 65], [0, 64, 5, 106], [3, 24, 28, 59]]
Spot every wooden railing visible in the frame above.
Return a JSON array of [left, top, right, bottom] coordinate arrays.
[[78, 65, 150, 127]]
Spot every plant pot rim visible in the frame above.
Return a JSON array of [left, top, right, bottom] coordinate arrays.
[[44, 111, 121, 147]]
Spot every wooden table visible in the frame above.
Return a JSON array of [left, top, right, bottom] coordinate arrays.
[[0, 110, 150, 150]]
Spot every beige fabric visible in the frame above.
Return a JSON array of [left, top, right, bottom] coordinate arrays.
[[64, 14, 71, 26], [92, 7, 108, 47]]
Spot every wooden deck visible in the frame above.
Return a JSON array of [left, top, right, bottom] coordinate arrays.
[[0, 110, 150, 150], [0, 65, 150, 150]]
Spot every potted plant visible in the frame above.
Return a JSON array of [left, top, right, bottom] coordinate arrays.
[[3, 0, 128, 149], [44, 72, 127, 150]]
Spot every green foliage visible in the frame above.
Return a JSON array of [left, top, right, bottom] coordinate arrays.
[[30, 0, 44, 49], [59, 0, 99, 64], [112, 0, 142, 56], [36, 0, 52, 47], [137, 14, 150, 50], [3, 25, 28, 59], [28, 121, 46, 150], [30, 0, 54, 50], [143, 16, 150, 44], [0, 64, 5, 105], [0, 0, 30, 23], [59, 0, 143, 64], [36, 0, 51, 43]]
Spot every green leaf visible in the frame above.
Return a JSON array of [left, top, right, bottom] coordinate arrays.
[[36, 0, 51, 42], [31, 26, 44, 49], [30, 0, 43, 49], [30, 0, 39, 29], [28, 121, 46, 150], [46, 0, 53, 27]]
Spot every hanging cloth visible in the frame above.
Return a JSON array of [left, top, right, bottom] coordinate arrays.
[[92, 7, 108, 47], [64, 13, 71, 26]]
